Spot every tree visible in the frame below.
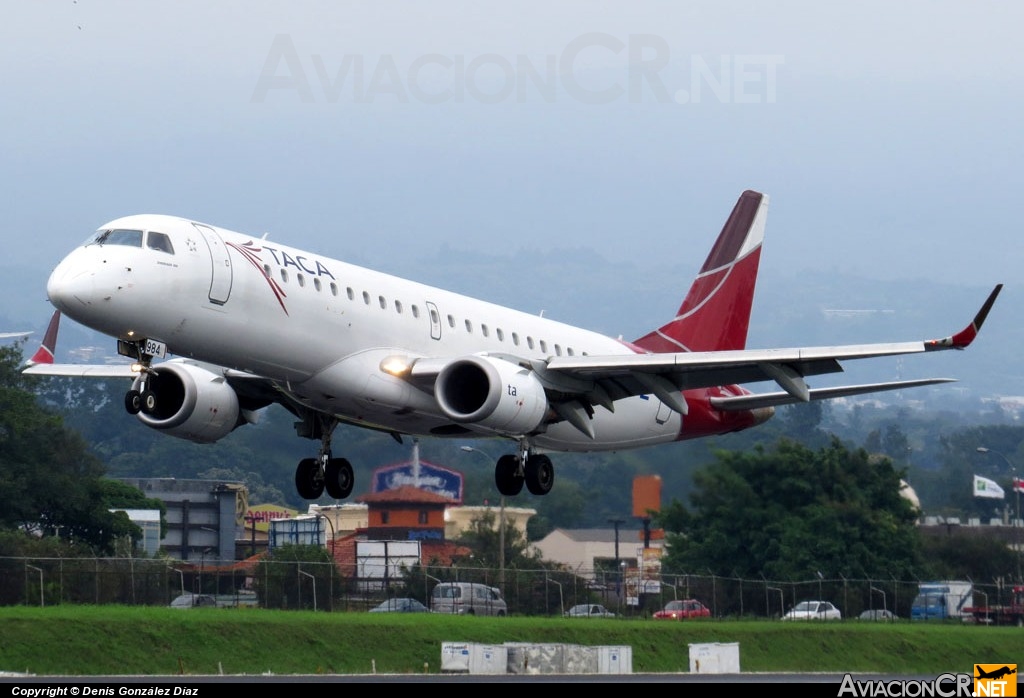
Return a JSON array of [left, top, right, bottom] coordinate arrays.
[[0, 342, 138, 554], [655, 437, 924, 581], [455, 508, 538, 569], [253, 544, 336, 610]]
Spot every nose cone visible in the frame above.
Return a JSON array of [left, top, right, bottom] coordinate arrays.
[[45, 252, 94, 316]]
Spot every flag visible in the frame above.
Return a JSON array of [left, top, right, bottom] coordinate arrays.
[[974, 475, 1005, 499], [1014, 477, 1024, 495]]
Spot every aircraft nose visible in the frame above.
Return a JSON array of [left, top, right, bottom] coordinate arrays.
[[45, 253, 96, 314]]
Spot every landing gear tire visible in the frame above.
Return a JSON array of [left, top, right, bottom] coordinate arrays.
[[295, 457, 325, 500], [495, 454, 524, 497], [525, 454, 554, 496], [324, 458, 354, 499], [125, 390, 142, 415], [140, 390, 157, 415]]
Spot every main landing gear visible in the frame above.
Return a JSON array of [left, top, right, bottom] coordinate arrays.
[[494, 446, 554, 497], [295, 418, 354, 500]]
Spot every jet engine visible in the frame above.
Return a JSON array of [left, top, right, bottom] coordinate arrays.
[[434, 355, 548, 434], [130, 361, 241, 443]]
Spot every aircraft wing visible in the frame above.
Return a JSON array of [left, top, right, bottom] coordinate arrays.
[[22, 363, 138, 378], [0, 331, 32, 339], [537, 283, 1002, 414]]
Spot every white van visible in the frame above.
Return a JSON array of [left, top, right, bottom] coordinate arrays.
[[431, 582, 508, 616]]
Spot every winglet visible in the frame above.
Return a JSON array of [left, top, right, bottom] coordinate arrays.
[[925, 284, 1002, 351], [24, 310, 61, 367]]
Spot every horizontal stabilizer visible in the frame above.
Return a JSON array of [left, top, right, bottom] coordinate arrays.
[[709, 378, 956, 412]]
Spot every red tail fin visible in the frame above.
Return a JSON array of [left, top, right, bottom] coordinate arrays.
[[633, 190, 768, 353], [25, 310, 60, 366]]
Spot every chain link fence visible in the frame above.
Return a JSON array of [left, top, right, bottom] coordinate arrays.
[[2, 555, 1013, 620]]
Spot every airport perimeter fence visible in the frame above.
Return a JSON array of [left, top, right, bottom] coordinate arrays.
[[0, 554, 1014, 620]]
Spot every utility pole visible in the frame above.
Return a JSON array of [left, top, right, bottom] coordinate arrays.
[[608, 518, 624, 597]]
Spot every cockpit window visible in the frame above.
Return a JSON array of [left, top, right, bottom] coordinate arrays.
[[146, 231, 174, 254], [92, 229, 143, 247]]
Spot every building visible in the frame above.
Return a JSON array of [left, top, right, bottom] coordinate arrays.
[[532, 527, 664, 579], [119, 477, 247, 564]]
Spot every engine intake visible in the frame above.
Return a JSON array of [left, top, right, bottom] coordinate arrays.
[[132, 362, 241, 443], [434, 355, 548, 435]]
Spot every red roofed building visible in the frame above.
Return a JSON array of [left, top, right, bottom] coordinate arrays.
[[327, 485, 473, 575]]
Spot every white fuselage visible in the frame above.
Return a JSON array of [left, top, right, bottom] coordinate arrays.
[[45, 214, 683, 451]]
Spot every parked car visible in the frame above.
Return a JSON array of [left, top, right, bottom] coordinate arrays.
[[782, 600, 842, 621], [169, 593, 217, 609], [564, 603, 616, 618], [369, 597, 430, 613], [653, 599, 711, 620], [430, 582, 508, 616], [858, 609, 898, 621]]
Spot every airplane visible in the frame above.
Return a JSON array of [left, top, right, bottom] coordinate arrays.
[[0, 331, 32, 340], [21, 190, 1002, 502], [975, 666, 1017, 680]]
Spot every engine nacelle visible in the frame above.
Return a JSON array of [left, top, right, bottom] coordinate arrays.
[[434, 355, 548, 435], [131, 362, 241, 444]]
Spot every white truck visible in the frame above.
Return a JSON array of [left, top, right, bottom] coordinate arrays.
[[910, 581, 973, 621]]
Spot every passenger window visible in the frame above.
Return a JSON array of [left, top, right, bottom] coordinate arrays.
[[512, 333, 520, 346], [280, 269, 289, 283], [481, 324, 489, 338], [395, 300, 403, 314], [362, 291, 370, 305], [496, 328, 504, 341], [448, 315, 456, 328], [465, 319, 473, 333], [314, 278, 322, 292], [412, 305, 420, 318], [379, 295, 387, 309], [146, 232, 174, 254], [297, 274, 305, 288]]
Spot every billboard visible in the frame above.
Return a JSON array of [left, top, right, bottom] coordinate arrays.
[[371, 460, 464, 504]]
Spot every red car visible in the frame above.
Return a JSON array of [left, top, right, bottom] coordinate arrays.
[[653, 599, 710, 620]]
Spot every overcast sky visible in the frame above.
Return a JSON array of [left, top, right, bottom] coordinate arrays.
[[3, 1, 1021, 294]]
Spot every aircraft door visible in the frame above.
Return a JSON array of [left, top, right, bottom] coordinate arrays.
[[426, 301, 442, 340], [193, 223, 233, 305]]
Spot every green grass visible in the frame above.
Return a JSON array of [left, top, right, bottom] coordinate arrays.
[[0, 606, 1020, 677]]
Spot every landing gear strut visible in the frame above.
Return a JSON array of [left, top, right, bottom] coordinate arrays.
[[294, 417, 354, 501], [121, 341, 156, 416]]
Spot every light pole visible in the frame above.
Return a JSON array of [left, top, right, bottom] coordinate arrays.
[[26, 564, 43, 607], [977, 446, 1022, 582], [460, 446, 505, 585], [608, 518, 624, 603]]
